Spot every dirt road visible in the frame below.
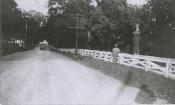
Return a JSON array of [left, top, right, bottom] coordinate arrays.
[[0, 47, 139, 105]]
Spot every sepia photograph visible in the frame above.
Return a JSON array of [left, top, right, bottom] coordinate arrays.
[[0, 0, 175, 104]]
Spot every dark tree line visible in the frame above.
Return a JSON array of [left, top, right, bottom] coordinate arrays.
[[2, 0, 24, 41], [46, 0, 175, 58], [139, 0, 175, 58], [46, 0, 135, 53], [1, 0, 175, 58], [1, 0, 45, 55]]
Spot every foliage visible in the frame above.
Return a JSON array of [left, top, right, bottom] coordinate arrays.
[[46, 0, 136, 52], [140, 0, 175, 58], [2, 0, 24, 39], [8, 0, 172, 58], [2, 0, 44, 46]]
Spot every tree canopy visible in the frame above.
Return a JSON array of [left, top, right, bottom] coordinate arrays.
[[2, 0, 45, 45], [140, 0, 175, 57], [46, 0, 136, 52], [45, 0, 175, 58], [2, 0, 175, 58]]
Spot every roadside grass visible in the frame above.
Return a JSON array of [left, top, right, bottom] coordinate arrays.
[[2, 44, 36, 56], [60, 52, 175, 104]]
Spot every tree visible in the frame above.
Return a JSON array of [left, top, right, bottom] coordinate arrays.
[[90, 0, 135, 51], [2, 0, 19, 39], [47, 0, 94, 48], [46, 0, 137, 52], [140, 0, 175, 58], [27, 10, 47, 44], [2, 0, 43, 55]]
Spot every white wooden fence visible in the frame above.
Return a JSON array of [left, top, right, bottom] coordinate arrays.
[[55, 48, 175, 79]]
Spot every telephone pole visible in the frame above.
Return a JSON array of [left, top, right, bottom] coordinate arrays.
[[75, 13, 79, 54], [24, 17, 28, 47], [68, 13, 86, 55]]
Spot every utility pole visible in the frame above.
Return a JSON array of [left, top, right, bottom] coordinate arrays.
[[75, 13, 79, 55], [68, 13, 86, 55], [24, 17, 28, 48]]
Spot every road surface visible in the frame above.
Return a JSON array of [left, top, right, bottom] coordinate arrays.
[[0, 46, 140, 105]]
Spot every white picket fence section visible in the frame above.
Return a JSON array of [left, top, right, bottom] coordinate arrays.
[[55, 48, 175, 79]]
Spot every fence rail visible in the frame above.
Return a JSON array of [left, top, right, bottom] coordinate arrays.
[[55, 48, 175, 79]]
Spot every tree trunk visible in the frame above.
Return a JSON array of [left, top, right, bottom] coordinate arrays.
[[87, 30, 91, 49]]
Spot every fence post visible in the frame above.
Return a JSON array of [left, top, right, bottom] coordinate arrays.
[[145, 58, 149, 71], [132, 54, 135, 67], [165, 60, 171, 78], [117, 53, 119, 63]]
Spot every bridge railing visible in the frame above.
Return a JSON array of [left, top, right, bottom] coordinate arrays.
[[56, 48, 175, 79]]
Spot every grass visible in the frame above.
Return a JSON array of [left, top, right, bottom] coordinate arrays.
[[60, 51, 175, 104], [2, 44, 36, 56]]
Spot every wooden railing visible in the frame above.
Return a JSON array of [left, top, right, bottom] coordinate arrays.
[[56, 48, 175, 79]]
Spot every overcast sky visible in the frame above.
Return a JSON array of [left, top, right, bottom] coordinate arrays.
[[127, 0, 146, 5], [15, 0, 49, 15], [15, 0, 146, 15]]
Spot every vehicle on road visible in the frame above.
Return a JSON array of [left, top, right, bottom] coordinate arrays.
[[40, 43, 46, 50], [39, 40, 48, 50]]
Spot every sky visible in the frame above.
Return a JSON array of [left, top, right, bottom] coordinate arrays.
[[127, 0, 146, 6], [15, 0, 146, 15], [15, 0, 49, 15]]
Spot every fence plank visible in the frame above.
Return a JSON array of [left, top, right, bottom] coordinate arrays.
[[56, 48, 175, 79]]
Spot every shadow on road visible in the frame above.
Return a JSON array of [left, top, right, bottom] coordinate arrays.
[[135, 84, 156, 104], [115, 70, 133, 98]]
